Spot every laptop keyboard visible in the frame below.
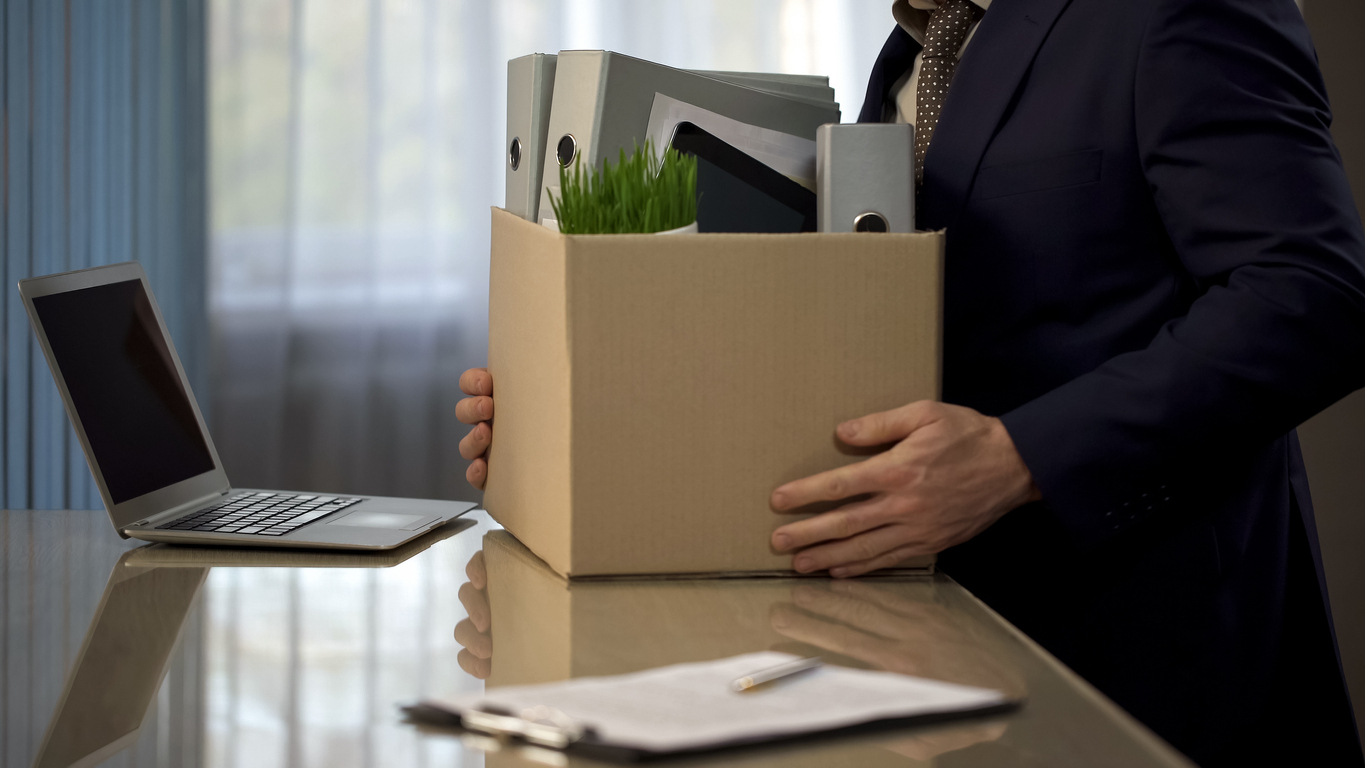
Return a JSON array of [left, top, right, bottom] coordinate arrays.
[[157, 492, 362, 536]]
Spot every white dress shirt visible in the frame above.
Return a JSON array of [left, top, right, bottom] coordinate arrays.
[[889, 0, 992, 126]]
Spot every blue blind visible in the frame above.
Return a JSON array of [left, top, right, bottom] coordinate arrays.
[[2, 0, 207, 510]]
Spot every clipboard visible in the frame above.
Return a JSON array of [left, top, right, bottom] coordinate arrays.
[[402, 652, 1022, 762]]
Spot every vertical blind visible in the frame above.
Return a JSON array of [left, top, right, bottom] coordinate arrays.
[[1, 0, 208, 510]]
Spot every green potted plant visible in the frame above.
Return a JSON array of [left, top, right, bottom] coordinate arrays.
[[548, 141, 698, 235]]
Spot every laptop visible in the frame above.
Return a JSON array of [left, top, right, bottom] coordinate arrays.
[[19, 261, 477, 549]]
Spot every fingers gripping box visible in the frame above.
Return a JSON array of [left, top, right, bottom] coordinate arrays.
[[484, 207, 944, 577]]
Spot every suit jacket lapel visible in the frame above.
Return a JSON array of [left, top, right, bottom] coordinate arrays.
[[857, 26, 921, 125], [920, 0, 1074, 230]]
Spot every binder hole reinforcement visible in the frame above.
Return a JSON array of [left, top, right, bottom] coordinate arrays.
[[509, 137, 522, 171], [854, 212, 889, 233], [557, 134, 578, 167]]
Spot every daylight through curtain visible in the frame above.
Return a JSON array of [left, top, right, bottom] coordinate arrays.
[[208, 0, 894, 501]]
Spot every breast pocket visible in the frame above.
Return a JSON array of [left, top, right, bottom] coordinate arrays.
[[972, 149, 1103, 200]]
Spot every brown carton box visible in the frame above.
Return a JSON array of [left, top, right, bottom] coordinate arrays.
[[484, 208, 944, 577]]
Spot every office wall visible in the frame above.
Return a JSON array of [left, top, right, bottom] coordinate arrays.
[[0, 0, 209, 510], [1299, 0, 1365, 748]]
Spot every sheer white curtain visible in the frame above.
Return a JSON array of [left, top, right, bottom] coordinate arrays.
[[209, 0, 894, 501]]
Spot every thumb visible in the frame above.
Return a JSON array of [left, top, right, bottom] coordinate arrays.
[[837, 401, 942, 446]]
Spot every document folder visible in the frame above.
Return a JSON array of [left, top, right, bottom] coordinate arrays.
[[536, 50, 841, 226]]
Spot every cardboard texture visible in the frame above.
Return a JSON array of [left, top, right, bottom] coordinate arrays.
[[485, 207, 944, 577]]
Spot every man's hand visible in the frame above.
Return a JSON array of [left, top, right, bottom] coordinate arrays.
[[455, 550, 492, 679], [456, 368, 494, 489], [770, 401, 1040, 577]]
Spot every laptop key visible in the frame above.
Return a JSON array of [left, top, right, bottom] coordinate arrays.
[[288, 507, 346, 527], [237, 526, 265, 534], [262, 528, 291, 536]]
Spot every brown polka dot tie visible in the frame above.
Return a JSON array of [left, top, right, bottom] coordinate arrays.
[[915, 0, 982, 187]]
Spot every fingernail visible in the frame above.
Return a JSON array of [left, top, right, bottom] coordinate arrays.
[[771, 492, 787, 509], [839, 421, 859, 438], [773, 533, 791, 551], [481, 401, 491, 419], [771, 612, 790, 629], [794, 556, 814, 572], [830, 567, 850, 578]]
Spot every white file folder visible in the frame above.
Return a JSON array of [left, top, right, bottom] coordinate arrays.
[[692, 70, 836, 107]]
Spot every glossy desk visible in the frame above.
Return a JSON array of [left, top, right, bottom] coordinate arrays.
[[2, 509, 1193, 768]]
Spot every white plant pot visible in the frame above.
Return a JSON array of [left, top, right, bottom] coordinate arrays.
[[656, 221, 698, 235]]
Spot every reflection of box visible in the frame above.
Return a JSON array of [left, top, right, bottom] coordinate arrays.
[[481, 530, 942, 768], [484, 208, 944, 577], [483, 530, 801, 688]]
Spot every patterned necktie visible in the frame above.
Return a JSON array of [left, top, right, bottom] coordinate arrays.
[[914, 0, 982, 186]]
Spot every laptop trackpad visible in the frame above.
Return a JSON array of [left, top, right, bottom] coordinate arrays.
[[327, 510, 431, 531]]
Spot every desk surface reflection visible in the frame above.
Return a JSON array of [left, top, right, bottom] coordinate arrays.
[[2, 509, 1191, 768]]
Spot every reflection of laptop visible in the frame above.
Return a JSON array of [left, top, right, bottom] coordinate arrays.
[[32, 553, 207, 768], [34, 534, 461, 768], [19, 262, 476, 549]]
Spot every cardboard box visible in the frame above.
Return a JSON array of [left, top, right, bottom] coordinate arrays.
[[484, 207, 944, 577]]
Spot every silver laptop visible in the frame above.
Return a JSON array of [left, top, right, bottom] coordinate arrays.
[[19, 261, 477, 549]]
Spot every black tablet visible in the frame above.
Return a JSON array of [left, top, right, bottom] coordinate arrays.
[[667, 121, 817, 233]]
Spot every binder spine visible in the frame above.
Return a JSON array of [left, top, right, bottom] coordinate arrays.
[[505, 53, 557, 222], [537, 51, 608, 226], [816, 123, 916, 233]]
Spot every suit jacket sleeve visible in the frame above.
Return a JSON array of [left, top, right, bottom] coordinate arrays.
[[998, 0, 1365, 544]]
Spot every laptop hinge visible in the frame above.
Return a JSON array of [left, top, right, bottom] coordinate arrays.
[[128, 489, 231, 531]]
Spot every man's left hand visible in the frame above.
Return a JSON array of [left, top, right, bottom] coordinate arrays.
[[770, 401, 1041, 578]]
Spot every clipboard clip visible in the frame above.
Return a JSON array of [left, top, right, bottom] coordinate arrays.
[[463, 704, 591, 750]]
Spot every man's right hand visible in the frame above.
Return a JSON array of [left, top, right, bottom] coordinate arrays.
[[457, 368, 494, 489]]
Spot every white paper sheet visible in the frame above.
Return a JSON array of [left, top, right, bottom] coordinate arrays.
[[429, 651, 1009, 754], [645, 95, 820, 189]]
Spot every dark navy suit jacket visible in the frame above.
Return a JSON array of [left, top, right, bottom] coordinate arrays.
[[858, 0, 1365, 763]]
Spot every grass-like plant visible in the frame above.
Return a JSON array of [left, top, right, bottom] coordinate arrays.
[[548, 140, 697, 234]]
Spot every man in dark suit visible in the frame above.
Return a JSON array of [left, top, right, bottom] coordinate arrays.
[[459, 0, 1365, 762], [760, 0, 1365, 763]]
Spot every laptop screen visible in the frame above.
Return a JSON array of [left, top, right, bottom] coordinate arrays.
[[32, 279, 216, 503]]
